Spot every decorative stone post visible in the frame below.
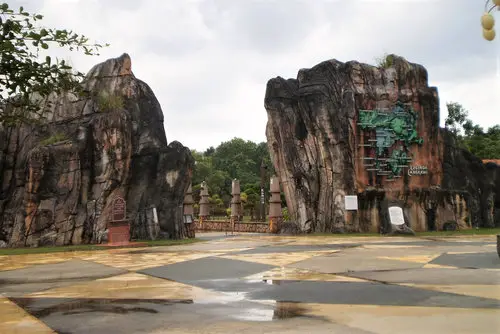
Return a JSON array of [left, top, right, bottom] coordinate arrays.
[[497, 234, 499, 259], [269, 176, 282, 233], [183, 183, 195, 238], [199, 181, 210, 226], [230, 179, 241, 226]]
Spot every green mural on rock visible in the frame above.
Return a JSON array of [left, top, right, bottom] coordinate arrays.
[[357, 101, 424, 180]]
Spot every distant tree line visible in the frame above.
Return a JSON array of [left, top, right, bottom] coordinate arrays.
[[445, 102, 500, 159], [191, 138, 285, 218]]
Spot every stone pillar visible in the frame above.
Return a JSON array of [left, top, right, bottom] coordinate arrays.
[[183, 183, 194, 216], [230, 179, 241, 223], [183, 183, 195, 238], [269, 176, 282, 233], [199, 181, 210, 220]]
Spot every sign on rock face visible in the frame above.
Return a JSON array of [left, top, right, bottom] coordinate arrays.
[[388, 206, 405, 226], [345, 196, 358, 211], [112, 197, 126, 221]]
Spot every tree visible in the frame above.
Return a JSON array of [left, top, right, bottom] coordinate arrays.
[[0, 2, 107, 123], [445, 102, 469, 136], [445, 102, 500, 159]]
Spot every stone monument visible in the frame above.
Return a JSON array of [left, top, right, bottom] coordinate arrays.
[[269, 176, 282, 233], [199, 181, 210, 223], [108, 196, 130, 245], [231, 179, 242, 223], [183, 183, 195, 238]]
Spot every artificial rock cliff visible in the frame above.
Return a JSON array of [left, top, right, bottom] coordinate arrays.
[[0, 54, 194, 247], [265, 55, 499, 233]]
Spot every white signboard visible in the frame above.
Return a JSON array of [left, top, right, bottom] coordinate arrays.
[[388, 206, 405, 226], [152, 207, 159, 224], [344, 196, 358, 211]]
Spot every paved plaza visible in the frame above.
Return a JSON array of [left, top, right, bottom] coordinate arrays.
[[0, 233, 499, 333]]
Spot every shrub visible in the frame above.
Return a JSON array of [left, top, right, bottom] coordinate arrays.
[[282, 207, 290, 222], [97, 92, 124, 112], [40, 133, 68, 146], [375, 53, 394, 69]]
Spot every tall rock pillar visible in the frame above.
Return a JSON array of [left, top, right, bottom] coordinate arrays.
[[269, 176, 282, 233], [199, 181, 210, 224]]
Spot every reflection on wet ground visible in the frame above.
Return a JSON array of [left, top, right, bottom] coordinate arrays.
[[0, 233, 499, 333]]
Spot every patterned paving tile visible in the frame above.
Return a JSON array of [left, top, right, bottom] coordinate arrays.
[[398, 284, 500, 300], [217, 250, 339, 266], [139, 257, 276, 282], [0, 297, 54, 334], [26, 272, 223, 301], [75, 251, 225, 271], [244, 267, 368, 282]]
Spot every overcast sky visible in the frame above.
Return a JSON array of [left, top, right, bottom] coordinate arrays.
[[10, 0, 500, 151]]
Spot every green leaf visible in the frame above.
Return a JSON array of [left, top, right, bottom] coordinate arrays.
[[41, 42, 48, 49]]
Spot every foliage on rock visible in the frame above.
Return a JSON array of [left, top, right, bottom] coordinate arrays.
[[0, 2, 107, 123]]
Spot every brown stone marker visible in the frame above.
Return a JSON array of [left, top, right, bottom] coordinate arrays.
[[269, 176, 282, 233], [108, 196, 130, 245]]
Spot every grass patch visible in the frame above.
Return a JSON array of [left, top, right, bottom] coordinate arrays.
[[0, 238, 201, 256], [416, 228, 500, 237], [308, 233, 380, 237], [40, 132, 68, 146], [307, 228, 500, 238], [97, 92, 124, 112]]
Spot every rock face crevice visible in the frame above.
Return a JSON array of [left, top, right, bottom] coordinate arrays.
[[0, 54, 194, 247], [265, 55, 499, 233]]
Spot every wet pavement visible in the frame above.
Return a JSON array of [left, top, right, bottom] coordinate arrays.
[[0, 232, 499, 333]]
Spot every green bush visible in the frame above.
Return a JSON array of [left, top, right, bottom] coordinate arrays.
[[282, 207, 290, 221], [40, 133, 68, 146], [97, 92, 124, 112], [375, 53, 394, 69]]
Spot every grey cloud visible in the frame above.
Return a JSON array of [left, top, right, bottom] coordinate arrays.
[[199, 0, 321, 53]]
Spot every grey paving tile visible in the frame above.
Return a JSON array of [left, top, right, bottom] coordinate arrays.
[[139, 256, 276, 282], [347, 268, 500, 285], [430, 252, 500, 269], [0, 260, 127, 284]]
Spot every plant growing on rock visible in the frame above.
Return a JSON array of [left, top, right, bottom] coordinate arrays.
[[375, 53, 394, 69], [97, 92, 124, 112], [39, 132, 67, 146], [0, 2, 108, 123]]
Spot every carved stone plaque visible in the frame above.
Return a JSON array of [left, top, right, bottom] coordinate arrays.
[[112, 197, 126, 221]]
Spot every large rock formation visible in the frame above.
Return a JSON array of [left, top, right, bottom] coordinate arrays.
[[0, 54, 194, 247], [265, 55, 499, 233]]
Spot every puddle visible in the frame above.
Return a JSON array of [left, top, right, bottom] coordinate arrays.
[[11, 298, 193, 317]]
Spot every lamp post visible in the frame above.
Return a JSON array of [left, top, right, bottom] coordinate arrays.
[[482, 0, 500, 41]]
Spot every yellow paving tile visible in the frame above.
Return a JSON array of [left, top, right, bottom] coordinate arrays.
[[217, 250, 339, 266], [377, 254, 442, 264], [0, 253, 75, 272], [245, 267, 368, 282], [423, 263, 459, 269], [28, 272, 223, 301], [399, 284, 500, 300], [269, 303, 500, 334], [0, 297, 55, 334], [75, 251, 223, 271], [362, 245, 423, 249]]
